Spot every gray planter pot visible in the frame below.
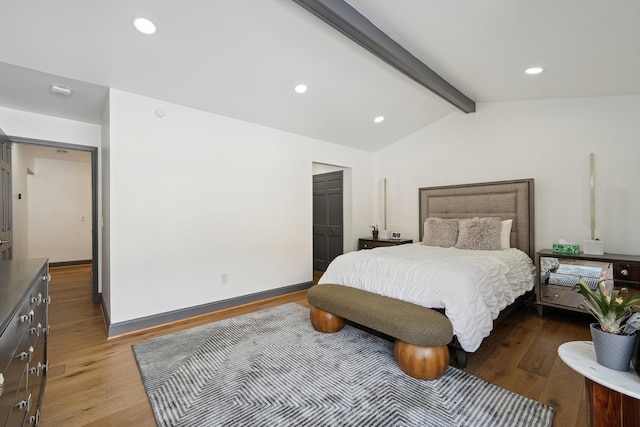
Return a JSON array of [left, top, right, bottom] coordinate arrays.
[[590, 323, 637, 371]]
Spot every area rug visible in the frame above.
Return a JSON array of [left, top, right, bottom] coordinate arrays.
[[549, 264, 602, 289], [132, 303, 555, 427]]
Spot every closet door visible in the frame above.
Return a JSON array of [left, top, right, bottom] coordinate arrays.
[[313, 171, 343, 271]]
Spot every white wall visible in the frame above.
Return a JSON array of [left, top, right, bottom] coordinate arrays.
[[0, 108, 102, 146], [375, 95, 640, 255], [101, 98, 112, 318], [106, 89, 374, 324], [27, 158, 92, 262]]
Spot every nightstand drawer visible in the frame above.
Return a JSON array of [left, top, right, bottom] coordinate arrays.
[[613, 263, 640, 283], [540, 286, 586, 308]]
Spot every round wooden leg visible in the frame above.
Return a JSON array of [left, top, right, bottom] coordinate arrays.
[[309, 306, 345, 333], [394, 340, 449, 380]]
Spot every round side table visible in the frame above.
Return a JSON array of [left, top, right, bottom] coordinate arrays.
[[558, 341, 640, 426]]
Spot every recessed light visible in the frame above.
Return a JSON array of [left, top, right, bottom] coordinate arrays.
[[525, 67, 544, 75], [50, 85, 72, 96], [133, 17, 157, 35], [374, 116, 385, 123], [294, 84, 308, 94]]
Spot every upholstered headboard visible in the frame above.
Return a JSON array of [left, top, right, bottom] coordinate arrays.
[[418, 179, 535, 258]]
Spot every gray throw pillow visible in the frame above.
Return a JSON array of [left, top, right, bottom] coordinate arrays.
[[423, 218, 459, 247], [455, 217, 502, 250]]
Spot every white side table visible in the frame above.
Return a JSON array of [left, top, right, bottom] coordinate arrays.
[[558, 341, 640, 426]]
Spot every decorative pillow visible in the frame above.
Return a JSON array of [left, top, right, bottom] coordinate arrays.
[[455, 217, 502, 250], [423, 218, 459, 247], [501, 219, 513, 249]]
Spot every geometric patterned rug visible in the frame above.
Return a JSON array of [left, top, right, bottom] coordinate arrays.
[[132, 303, 555, 427]]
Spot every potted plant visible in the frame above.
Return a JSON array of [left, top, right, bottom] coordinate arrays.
[[370, 225, 379, 240], [574, 271, 640, 370]]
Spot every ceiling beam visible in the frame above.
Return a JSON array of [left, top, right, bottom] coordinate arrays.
[[292, 0, 476, 113]]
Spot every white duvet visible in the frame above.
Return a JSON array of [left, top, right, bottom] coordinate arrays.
[[318, 243, 535, 352]]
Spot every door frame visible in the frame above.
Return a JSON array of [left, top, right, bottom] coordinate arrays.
[[6, 135, 100, 303], [0, 128, 13, 260]]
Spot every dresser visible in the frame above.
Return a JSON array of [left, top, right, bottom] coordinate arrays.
[[358, 238, 413, 250], [0, 259, 50, 427]]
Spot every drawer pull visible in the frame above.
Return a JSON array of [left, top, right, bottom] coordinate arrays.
[[15, 393, 30, 411], [28, 409, 40, 426], [554, 294, 560, 299], [0, 372, 3, 397], [621, 269, 629, 277], [31, 325, 42, 336], [42, 274, 51, 282], [29, 363, 42, 376], [15, 346, 34, 362], [31, 293, 43, 305], [30, 323, 43, 336], [20, 310, 35, 324]]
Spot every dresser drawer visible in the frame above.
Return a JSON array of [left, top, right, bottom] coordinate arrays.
[[0, 355, 28, 426], [0, 299, 32, 371]]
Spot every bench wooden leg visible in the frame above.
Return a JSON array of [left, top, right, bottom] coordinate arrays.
[[394, 340, 449, 380], [309, 306, 345, 333]]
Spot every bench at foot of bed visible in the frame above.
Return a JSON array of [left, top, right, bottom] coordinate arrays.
[[307, 284, 454, 380]]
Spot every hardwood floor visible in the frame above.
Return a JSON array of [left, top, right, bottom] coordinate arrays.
[[41, 266, 592, 426]]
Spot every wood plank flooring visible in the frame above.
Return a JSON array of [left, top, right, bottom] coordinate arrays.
[[40, 265, 592, 426]]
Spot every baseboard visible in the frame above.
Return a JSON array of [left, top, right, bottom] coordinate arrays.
[[107, 281, 313, 338], [50, 259, 92, 267]]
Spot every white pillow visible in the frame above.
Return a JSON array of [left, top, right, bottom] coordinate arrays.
[[501, 219, 513, 249]]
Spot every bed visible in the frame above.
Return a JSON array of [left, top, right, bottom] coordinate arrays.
[[316, 178, 536, 367]]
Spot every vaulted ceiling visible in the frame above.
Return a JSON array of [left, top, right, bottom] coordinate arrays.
[[0, 0, 638, 152]]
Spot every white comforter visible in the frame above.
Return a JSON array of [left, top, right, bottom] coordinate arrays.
[[318, 243, 535, 352]]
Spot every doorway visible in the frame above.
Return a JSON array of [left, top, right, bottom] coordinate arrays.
[[7, 135, 99, 303]]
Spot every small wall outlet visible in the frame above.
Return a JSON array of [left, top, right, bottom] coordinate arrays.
[[221, 273, 228, 284]]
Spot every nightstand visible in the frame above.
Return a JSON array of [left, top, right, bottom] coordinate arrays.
[[358, 238, 413, 250], [535, 249, 640, 317]]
